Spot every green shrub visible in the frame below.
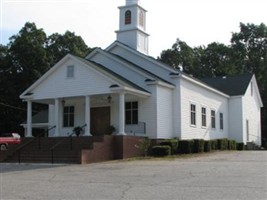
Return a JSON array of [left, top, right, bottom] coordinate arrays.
[[135, 138, 151, 156], [160, 139, 179, 155], [210, 140, 218, 150], [152, 145, 171, 157], [237, 143, 245, 150], [228, 140, 237, 150], [193, 139, 205, 153], [218, 138, 228, 150], [204, 141, 211, 152], [179, 140, 194, 154]]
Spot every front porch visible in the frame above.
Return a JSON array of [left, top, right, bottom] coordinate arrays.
[[23, 91, 149, 138]]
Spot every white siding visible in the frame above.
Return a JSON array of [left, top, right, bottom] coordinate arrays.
[[180, 78, 229, 140], [156, 85, 173, 139], [31, 58, 114, 100], [228, 97, 243, 143], [172, 78, 181, 138], [242, 79, 262, 145], [138, 85, 158, 138]]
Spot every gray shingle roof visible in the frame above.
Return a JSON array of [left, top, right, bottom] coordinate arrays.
[[109, 53, 174, 86], [201, 74, 253, 96], [74, 55, 150, 94]]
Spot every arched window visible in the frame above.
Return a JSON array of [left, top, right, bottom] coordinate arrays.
[[125, 10, 131, 24]]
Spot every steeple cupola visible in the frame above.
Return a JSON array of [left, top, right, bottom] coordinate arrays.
[[116, 0, 149, 55]]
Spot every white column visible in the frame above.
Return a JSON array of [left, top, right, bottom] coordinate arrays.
[[26, 100, 32, 137], [118, 93, 126, 135], [84, 95, 92, 136], [54, 98, 60, 137]]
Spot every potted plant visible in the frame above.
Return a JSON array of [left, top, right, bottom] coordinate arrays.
[[73, 126, 83, 136], [106, 125, 116, 135]]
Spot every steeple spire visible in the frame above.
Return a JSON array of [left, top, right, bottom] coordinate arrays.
[[116, 0, 149, 55]]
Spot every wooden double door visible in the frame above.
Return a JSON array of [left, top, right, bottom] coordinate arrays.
[[90, 107, 110, 136]]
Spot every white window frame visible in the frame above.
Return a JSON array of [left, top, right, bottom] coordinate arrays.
[[211, 109, 216, 129], [219, 112, 224, 130], [63, 105, 75, 127], [67, 65, 74, 78], [201, 107, 207, 128], [125, 101, 138, 125], [190, 103, 196, 127]]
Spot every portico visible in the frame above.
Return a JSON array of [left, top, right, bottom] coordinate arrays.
[[24, 85, 150, 138]]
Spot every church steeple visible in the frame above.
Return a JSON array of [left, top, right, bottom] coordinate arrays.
[[116, 0, 149, 55]]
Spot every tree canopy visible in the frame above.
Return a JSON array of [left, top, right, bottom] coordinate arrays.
[[0, 22, 92, 133], [159, 22, 267, 140]]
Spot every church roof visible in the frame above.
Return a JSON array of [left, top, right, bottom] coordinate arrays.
[[74, 55, 150, 94], [108, 53, 174, 86], [201, 74, 253, 96]]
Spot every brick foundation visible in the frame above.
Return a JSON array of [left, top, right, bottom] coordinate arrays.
[[81, 135, 144, 164]]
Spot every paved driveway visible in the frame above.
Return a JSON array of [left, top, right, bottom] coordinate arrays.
[[1, 151, 266, 200]]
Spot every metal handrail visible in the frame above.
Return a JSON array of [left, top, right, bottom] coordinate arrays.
[[50, 124, 87, 163], [13, 137, 36, 163], [47, 125, 56, 137]]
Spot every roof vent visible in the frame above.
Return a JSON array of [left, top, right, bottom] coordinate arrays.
[[222, 76, 227, 79]]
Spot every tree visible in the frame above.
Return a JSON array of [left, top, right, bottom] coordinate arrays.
[[0, 22, 93, 133], [46, 31, 92, 65], [231, 23, 267, 140], [199, 42, 238, 77], [159, 39, 195, 72], [8, 22, 51, 89], [231, 23, 267, 93]]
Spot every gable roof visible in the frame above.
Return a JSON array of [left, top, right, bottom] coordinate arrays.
[[105, 41, 178, 73], [20, 54, 150, 99], [201, 74, 253, 96], [105, 53, 174, 86], [74, 55, 150, 94]]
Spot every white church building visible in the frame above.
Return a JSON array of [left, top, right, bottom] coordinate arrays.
[[20, 0, 263, 145]]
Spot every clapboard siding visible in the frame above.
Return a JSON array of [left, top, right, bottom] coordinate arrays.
[[32, 58, 115, 100], [172, 79, 181, 138], [228, 97, 243, 143], [139, 85, 158, 138], [180, 78, 229, 140], [242, 78, 262, 145], [157, 86, 173, 139]]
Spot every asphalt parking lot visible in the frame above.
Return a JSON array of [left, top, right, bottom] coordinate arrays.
[[0, 151, 266, 200]]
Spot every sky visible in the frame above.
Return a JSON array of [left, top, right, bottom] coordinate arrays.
[[1, 0, 267, 58]]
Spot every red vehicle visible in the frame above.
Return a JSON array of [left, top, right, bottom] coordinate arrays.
[[0, 133, 21, 150]]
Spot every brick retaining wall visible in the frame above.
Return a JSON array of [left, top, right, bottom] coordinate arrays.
[[81, 135, 144, 164]]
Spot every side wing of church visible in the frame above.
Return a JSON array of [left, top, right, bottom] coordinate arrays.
[[20, 0, 263, 146]]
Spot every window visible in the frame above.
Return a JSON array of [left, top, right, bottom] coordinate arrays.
[[63, 106, 74, 127], [220, 113, 224, 130], [190, 104, 196, 126], [211, 110, 216, 129], [201, 107, 206, 127], [139, 10, 144, 26], [67, 65, 74, 78], [125, 102, 138, 124], [125, 10, 131, 24]]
